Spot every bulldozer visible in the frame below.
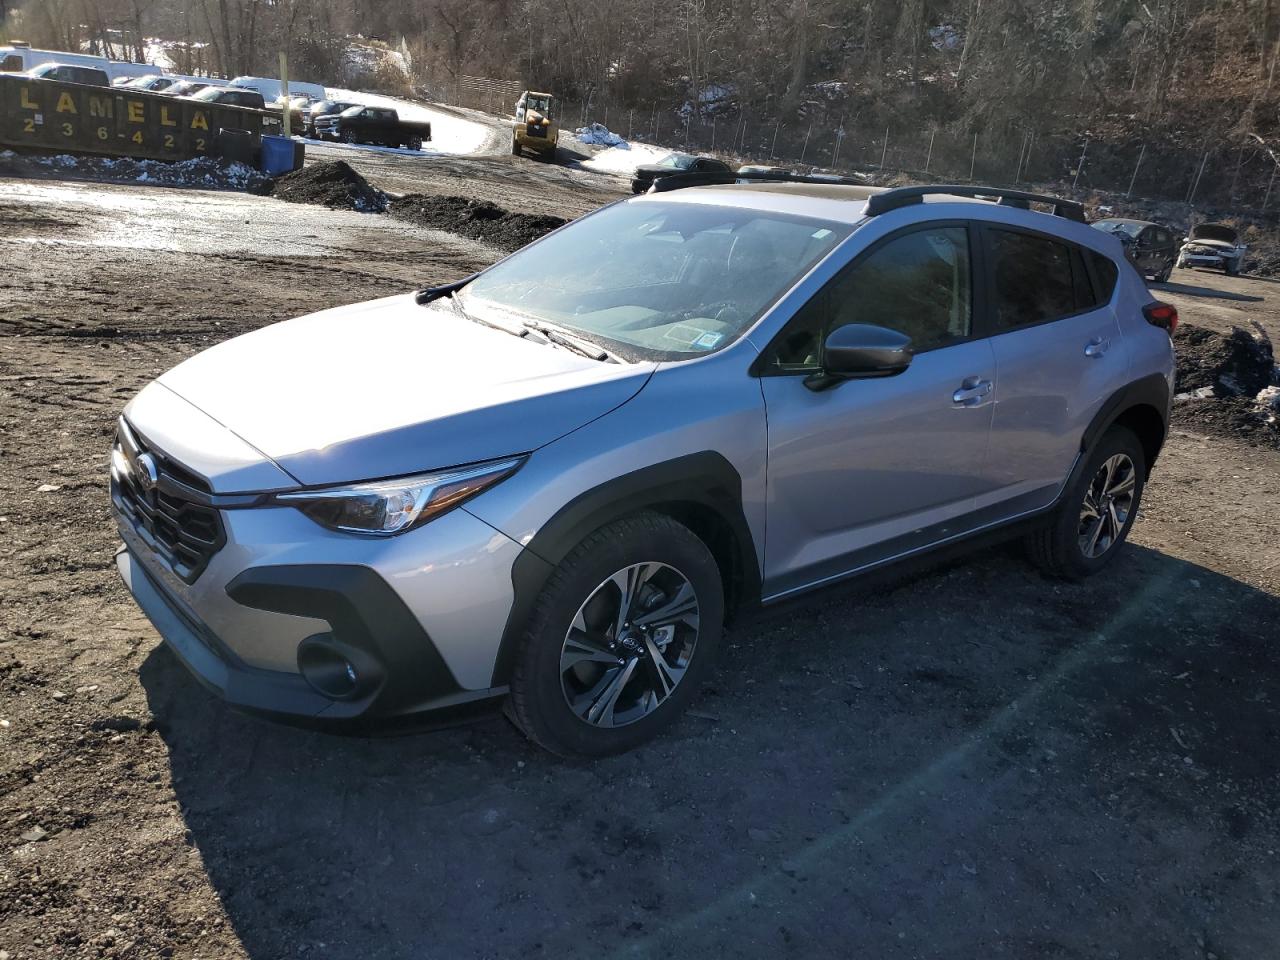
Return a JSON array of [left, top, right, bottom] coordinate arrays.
[[512, 90, 558, 161]]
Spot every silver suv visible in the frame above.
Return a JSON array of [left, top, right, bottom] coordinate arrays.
[[110, 181, 1177, 756]]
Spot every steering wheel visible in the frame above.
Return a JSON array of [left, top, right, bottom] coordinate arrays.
[[711, 303, 743, 327]]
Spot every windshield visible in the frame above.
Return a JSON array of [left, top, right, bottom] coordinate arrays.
[[1093, 219, 1144, 238], [525, 95, 551, 116], [341, 106, 364, 117], [458, 200, 850, 361], [191, 87, 222, 101], [656, 153, 695, 169], [1190, 223, 1238, 244]]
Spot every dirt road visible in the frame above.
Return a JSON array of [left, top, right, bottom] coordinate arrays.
[[1, 176, 1278, 960]]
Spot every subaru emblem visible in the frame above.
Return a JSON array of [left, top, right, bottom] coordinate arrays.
[[134, 452, 159, 492]]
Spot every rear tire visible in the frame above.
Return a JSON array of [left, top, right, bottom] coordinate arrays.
[[507, 513, 724, 757], [1025, 425, 1146, 581]]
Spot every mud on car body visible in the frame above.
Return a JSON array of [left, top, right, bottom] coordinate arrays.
[[111, 179, 1176, 756]]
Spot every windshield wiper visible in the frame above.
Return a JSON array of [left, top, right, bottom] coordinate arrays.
[[439, 292, 547, 343], [519, 320, 621, 363]]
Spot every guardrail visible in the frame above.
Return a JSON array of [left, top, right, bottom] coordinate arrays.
[[0, 74, 282, 163]]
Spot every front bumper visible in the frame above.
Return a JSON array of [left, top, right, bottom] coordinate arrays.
[[1178, 251, 1233, 267], [114, 493, 526, 725]]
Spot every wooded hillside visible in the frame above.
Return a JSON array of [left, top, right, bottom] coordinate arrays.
[[5, 0, 1280, 205]]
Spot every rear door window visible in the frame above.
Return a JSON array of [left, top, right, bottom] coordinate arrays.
[[986, 228, 1085, 331]]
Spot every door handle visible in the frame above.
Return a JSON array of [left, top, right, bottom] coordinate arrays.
[[1084, 336, 1111, 358], [952, 377, 993, 407]]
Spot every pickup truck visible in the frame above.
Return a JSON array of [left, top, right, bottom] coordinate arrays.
[[312, 106, 431, 150]]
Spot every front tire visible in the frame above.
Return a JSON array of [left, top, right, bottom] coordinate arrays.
[[341, 129, 357, 144], [507, 513, 724, 756], [1026, 425, 1146, 580], [1155, 262, 1173, 283]]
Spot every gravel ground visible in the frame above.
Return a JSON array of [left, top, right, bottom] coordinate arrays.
[[0, 174, 1278, 960]]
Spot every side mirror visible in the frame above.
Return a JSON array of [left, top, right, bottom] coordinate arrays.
[[806, 323, 913, 391]]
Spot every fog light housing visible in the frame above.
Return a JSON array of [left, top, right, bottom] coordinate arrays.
[[297, 636, 378, 700]]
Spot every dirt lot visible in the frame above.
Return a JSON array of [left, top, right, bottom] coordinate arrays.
[[1, 168, 1279, 960]]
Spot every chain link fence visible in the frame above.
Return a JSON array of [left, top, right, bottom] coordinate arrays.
[[446, 76, 1279, 212]]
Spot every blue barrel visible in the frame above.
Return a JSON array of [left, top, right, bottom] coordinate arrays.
[[260, 134, 296, 175]]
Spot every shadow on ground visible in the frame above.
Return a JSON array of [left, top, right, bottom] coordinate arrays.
[[1152, 278, 1263, 302], [142, 543, 1279, 960]]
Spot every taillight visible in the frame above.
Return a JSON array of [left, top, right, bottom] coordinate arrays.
[[1143, 301, 1178, 334]]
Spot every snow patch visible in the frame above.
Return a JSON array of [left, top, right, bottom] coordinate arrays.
[[579, 141, 671, 175]]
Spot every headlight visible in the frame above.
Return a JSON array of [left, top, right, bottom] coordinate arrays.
[[274, 456, 525, 536]]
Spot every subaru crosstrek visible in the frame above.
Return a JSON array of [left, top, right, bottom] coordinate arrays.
[[110, 181, 1177, 756]]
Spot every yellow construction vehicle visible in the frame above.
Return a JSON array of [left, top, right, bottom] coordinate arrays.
[[512, 90, 558, 160]]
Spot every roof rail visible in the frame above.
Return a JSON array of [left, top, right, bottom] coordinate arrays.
[[645, 173, 1087, 224], [648, 170, 870, 192], [863, 184, 1086, 223]]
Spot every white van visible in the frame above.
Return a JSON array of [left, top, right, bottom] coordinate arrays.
[[230, 75, 326, 102], [0, 44, 156, 83]]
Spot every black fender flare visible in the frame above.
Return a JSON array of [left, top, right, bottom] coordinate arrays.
[[488, 452, 760, 687], [1078, 371, 1171, 469]]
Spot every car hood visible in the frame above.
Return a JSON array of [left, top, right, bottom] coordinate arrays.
[[156, 293, 656, 488], [634, 165, 680, 176], [1182, 237, 1240, 251]]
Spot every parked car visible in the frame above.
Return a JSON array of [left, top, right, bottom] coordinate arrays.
[[631, 152, 732, 193], [0, 43, 150, 83], [1177, 222, 1246, 275], [126, 73, 177, 92], [229, 75, 326, 103], [735, 164, 795, 183], [304, 99, 358, 137], [269, 95, 314, 132], [312, 105, 430, 149], [110, 181, 1175, 756], [26, 62, 110, 87], [159, 80, 214, 97], [1091, 218, 1178, 282], [186, 86, 266, 110]]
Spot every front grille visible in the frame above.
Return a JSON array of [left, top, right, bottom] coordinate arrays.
[[111, 423, 225, 584]]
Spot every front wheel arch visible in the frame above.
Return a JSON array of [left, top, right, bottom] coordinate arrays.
[[488, 453, 759, 688]]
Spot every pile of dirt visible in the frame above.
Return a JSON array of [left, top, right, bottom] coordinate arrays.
[[1173, 322, 1280, 447], [0, 149, 272, 192], [390, 194, 566, 251], [271, 159, 388, 212], [1174, 323, 1275, 396]]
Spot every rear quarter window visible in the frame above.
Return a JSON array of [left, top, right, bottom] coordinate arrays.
[[1087, 251, 1119, 302]]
